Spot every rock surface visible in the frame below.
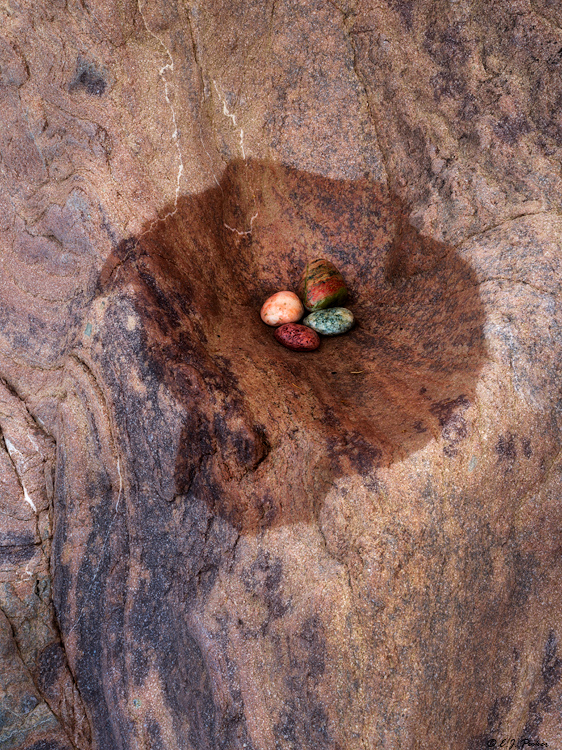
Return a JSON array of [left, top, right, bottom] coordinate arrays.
[[1, 1, 562, 749]]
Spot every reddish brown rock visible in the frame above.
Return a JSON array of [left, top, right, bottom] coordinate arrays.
[[274, 322, 321, 351]]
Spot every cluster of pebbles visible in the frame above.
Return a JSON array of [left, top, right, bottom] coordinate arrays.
[[260, 259, 355, 351]]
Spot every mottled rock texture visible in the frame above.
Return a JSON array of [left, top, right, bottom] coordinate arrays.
[[260, 292, 304, 326], [299, 259, 348, 312], [1, 1, 562, 749], [302, 308, 355, 336], [274, 322, 321, 350]]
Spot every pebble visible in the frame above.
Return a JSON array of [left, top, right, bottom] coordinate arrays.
[[274, 323, 320, 351], [303, 307, 354, 336], [260, 291, 304, 326], [299, 258, 348, 311]]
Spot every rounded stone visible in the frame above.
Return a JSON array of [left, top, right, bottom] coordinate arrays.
[[260, 291, 305, 326], [274, 323, 320, 351], [303, 307, 355, 336], [299, 258, 348, 311]]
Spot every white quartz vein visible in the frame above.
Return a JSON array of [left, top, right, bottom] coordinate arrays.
[[137, 1, 185, 229], [4, 437, 37, 512]]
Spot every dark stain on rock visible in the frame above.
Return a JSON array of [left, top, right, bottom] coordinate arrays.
[[19, 694, 39, 714], [274, 710, 299, 747], [55, 440, 130, 750], [492, 114, 531, 145], [424, 22, 470, 72], [163, 628, 217, 750], [430, 395, 470, 457], [243, 550, 283, 593], [496, 433, 517, 466], [131, 649, 150, 686], [70, 58, 106, 97], [344, 431, 383, 475], [438, 400, 468, 432], [96, 160, 486, 533], [388, 0, 414, 30], [0, 532, 37, 564], [37, 641, 66, 691], [274, 701, 331, 750], [299, 616, 326, 680], [325, 429, 382, 477], [468, 693, 513, 750], [458, 92, 480, 121], [242, 550, 289, 628], [213, 413, 271, 473], [24, 742, 64, 750], [521, 437, 532, 458], [174, 418, 214, 497], [541, 630, 562, 692], [519, 629, 562, 743], [272, 619, 331, 748], [146, 720, 165, 750], [52, 561, 71, 636], [511, 550, 538, 607], [431, 71, 466, 101]]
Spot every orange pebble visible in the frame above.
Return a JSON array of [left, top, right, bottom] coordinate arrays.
[[260, 291, 304, 326]]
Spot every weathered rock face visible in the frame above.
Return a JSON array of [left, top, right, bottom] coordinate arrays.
[[1, 1, 562, 749]]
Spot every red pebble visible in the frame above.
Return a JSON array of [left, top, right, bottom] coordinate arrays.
[[274, 323, 320, 351]]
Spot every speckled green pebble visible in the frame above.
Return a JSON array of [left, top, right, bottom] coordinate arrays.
[[302, 307, 354, 336]]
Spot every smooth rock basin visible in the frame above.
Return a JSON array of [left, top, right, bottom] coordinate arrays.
[[60, 160, 508, 750]]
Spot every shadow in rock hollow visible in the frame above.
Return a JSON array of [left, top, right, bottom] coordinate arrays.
[[98, 159, 486, 534]]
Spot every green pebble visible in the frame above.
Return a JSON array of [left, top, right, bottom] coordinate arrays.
[[302, 308, 354, 336]]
